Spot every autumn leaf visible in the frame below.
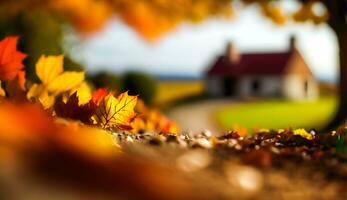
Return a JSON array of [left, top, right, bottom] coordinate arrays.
[[92, 88, 109, 105], [35, 55, 85, 94], [72, 82, 92, 105], [131, 99, 179, 134], [27, 84, 55, 109], [0, 36, 27, 81], [27, 55, 87, 108], [0, 82, 5, 97], [0, 36, 26, 81], [46, 71, 85, 94], [93, 91, 137, 130], [5, 71, 27, 102], [36, 55, 64, 84], [54, 92, 96, 124]]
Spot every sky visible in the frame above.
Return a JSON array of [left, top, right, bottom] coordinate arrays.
[[67, 3, 338, 82]]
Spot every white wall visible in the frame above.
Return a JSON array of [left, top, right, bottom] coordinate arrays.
[[282, 75, 318, 100], [206, 75, 319, 100], [238, 76, 282, 97], [205, 76, 224, 97]]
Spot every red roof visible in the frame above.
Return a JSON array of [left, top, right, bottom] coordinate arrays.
[[207, 50, 294, 76]]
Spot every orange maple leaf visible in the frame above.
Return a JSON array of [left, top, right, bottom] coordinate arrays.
[[0, 36, 27, 81]]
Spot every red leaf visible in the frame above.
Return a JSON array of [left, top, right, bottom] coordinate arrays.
[[54, 92, 96, 124], [5, 70, 27, 102], [92, 88, 109, 105], [0, 36, 27, 81]]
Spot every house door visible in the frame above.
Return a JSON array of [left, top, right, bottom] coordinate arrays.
[[223, 77, 235, 96]]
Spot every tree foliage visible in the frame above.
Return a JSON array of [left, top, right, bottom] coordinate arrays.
[[0, 0, 332, 40]]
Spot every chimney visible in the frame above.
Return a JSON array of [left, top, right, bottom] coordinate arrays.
[[226, 42, 240, 64], [289, 35, 297, 50]]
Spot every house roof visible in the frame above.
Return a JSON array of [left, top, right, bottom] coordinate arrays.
[[207, 48, 310, 76]]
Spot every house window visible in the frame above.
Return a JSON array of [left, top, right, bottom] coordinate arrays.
[[251, 79, 261, 93]]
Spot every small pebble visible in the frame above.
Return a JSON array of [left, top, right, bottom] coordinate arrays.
[[126, 136, 134, 143], [202, 129, 212, 138], [177, 150, 211, 172], [194, 138, 213, 149], [225, 163, 263, 195]]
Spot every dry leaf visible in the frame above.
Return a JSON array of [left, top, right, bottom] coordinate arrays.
[[0, 36, 27, 81], [54, 92, 96, 124], [93, 92, 137, 130]]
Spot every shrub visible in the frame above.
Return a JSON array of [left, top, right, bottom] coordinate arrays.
[[122, 72, 157, 105], [89, 72, 122, 92]]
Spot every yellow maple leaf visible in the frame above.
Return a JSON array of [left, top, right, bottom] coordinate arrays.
[[71, 82, 92, 105], [36, 55, 64, 84], [35, 55, 85, 94], [27, 84, 55, 109], [46, 71, 85, 94], [93, 92, 137, 129], [27, 55, 86, 108]]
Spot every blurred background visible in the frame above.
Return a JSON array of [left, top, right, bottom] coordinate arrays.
[[0, 0, 342, 133]]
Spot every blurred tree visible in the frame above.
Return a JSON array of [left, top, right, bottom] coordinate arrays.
[[0, 0, 346, 127], [88, 72, 122, 92], [0, 8, 82, 80], [122, 72, 157, 105]]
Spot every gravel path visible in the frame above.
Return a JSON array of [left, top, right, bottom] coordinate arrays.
[[167, 99, 238, 134]]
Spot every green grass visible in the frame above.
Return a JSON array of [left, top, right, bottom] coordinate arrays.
[[216, 97, 337, 133]]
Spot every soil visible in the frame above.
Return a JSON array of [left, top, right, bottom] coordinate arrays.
[[2, 128, 347, 200]]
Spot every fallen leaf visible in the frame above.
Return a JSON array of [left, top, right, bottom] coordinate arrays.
[[36, 55, 64, 84], [131, 99, 179, 134], [28, 55, 86, 108], [27, 84, 55, 109], [93, 92, 137, 130], [0, 82, 5, 97], [54, 92, 96, 124], [5, 71, 27, 102], [46, 71, 85, 94], [0, 36, 27, 81], [72, 82, 92, 105]]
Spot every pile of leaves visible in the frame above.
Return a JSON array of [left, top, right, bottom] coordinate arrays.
[[0, 36, 178, 134]]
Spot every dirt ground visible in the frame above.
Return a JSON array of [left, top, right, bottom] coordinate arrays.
[[2, 129, 347, 200], [168, 99, 236, 134]]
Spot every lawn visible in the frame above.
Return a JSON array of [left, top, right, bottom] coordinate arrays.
[[216, 97, 337, 133]]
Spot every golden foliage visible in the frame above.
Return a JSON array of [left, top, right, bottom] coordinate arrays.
[[0, 0, 233, 40], [293, 1, 329, 24], [131, 99, 179, 134], [50, 0, 112, 33], [93, 92, 138, 129], [259, 2, 286, 25], [27, 55, 87, 108], [0, 0, 330, 40]]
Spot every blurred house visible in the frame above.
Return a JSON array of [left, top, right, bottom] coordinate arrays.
[[205, 36, 318, 100]]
